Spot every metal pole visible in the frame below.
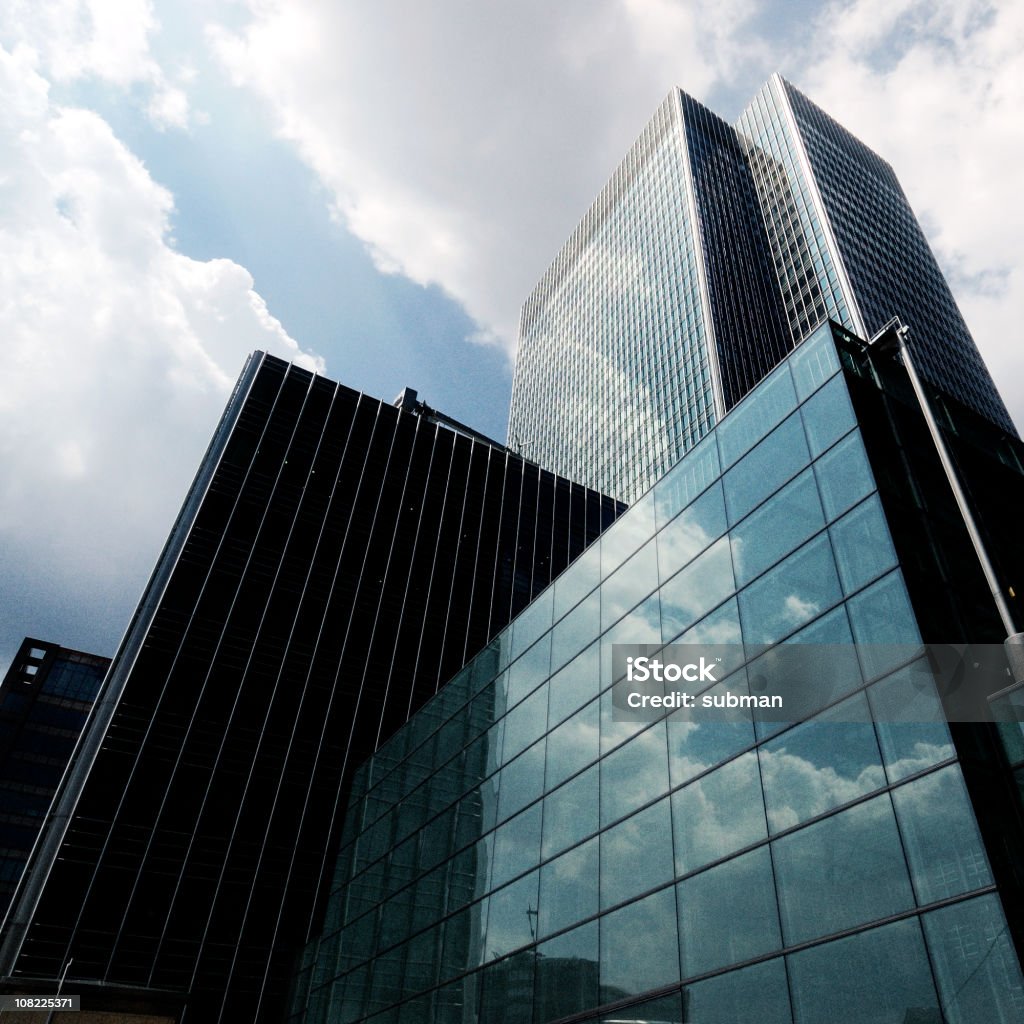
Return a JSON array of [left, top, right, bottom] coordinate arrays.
[[872, 318, 1018, 638]]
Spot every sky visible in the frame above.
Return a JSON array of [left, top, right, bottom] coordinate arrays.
[[1, 0, 1021, 673]]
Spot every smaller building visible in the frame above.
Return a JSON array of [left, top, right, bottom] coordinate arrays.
[[0, 355, 623, 1023], [0, 639, 109, 916]]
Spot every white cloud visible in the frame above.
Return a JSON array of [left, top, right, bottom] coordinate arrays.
[[146, 81, 190, 129], [759, 745, 886, 832], [0, 42, 321, 658], [1, 0, 194, 128], [207, 0, 756, 352], [797, 0, 1024, 428], [782, 593, 820, 624]]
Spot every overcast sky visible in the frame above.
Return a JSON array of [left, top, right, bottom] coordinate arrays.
[[1, 0, 1021, 673]]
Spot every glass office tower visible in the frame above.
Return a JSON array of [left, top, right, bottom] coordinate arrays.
[[511, 77, 1017, 505], [509, 91, 789, 505], [293, 322, 1024, 1024], [0, 639, 109, 916], [0, 354, 620, 1022]]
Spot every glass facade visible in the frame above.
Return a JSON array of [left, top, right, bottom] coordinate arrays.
[[510, 94, 713, 505], [681, 93, 792, 411], [509, 91, 790, 505], [736, 76, 857, 343], [0, 355, 620, 1023], [293, 323, 1024, 1023], [6, 76, 1022, 1024]]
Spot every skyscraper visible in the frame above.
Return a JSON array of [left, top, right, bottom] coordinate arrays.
[[0, 639, 109, 916], [737, 75, 1014, 434], [510, 76, 1016, 504], [292, 320, 1024, 1024], [0, 353, 620, 1022], [509, 91, 789, 504]]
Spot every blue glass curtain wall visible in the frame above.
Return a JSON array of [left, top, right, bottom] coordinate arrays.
[[294, 324, 1024, 1024]]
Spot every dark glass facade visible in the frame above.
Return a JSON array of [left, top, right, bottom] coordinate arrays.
[[680, 93, 791, 410], [0, 639, 109, 916], [0, 353, 620, 1021], [293, 323, 1024, 1024]]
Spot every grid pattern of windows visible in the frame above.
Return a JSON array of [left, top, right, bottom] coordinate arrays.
[[736, 76, 856, 343], [1, 356, 620, 1023], [681, 93, 792, 409], [509, 89, 809, 506], [513, 75, 1015, 514], [510, 93, 717, 504], [295, 323, 1024, 1023]]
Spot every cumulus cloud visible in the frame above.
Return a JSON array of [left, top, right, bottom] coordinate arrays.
[[1, 0, 194, 128], [207, 0, 758, 351], [759, 744, 886, 832], [0, 43, 320, 663], [672, 752, 765, 871], [797, 0, 1024, 428]]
